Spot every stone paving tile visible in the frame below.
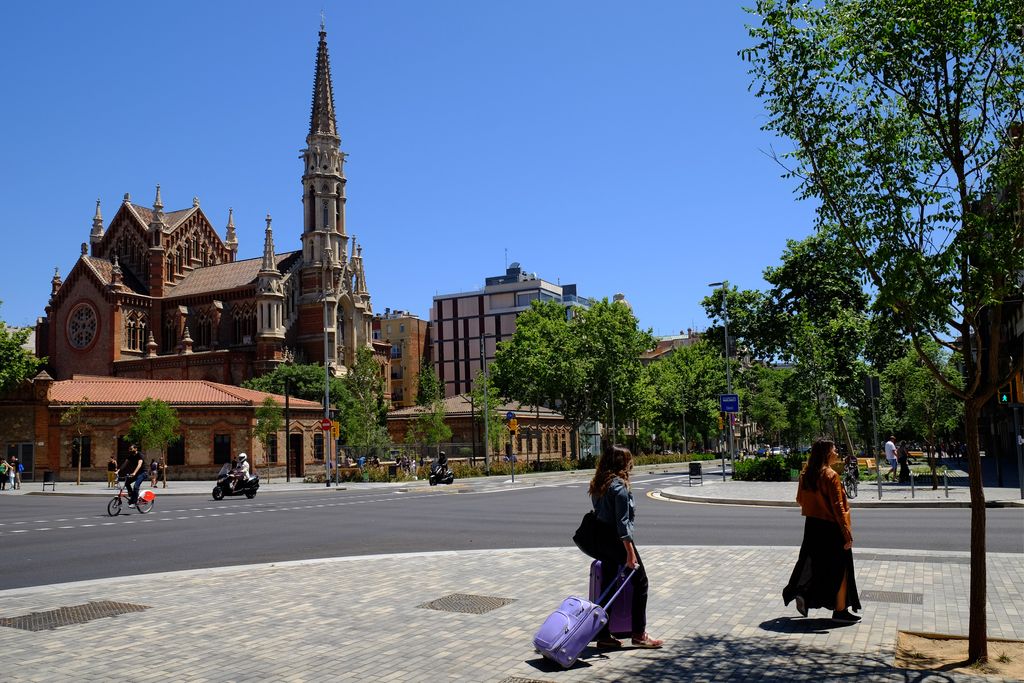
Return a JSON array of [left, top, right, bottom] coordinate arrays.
[[0, 546, 1020, 682]]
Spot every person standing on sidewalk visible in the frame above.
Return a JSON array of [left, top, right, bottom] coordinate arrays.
[[587, 444, 663, 649], [897, 441, 911, 484], [0, 458, 8, 491], [783, 438, 862, 623], [107, 455, 118, 488]]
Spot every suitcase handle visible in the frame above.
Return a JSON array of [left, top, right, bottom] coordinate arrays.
[[596, 567, 636, 611]]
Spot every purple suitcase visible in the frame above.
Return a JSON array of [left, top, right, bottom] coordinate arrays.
[[589, 560, 633, 636], [533, 568, 635, 668]]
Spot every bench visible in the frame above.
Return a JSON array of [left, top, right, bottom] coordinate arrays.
[[42, 471, 56, 491]]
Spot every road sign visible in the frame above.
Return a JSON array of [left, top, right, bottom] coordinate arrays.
[[331, 420, 340, 438], [320, 418, 332, 431], [505, 411, 516, 421], [508, 418, 518, 432], [719, 394, 739, 413]]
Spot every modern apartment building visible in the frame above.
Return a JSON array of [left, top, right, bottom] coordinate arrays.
[[431, 263, 592, 398], [372, 309, 430, 408]]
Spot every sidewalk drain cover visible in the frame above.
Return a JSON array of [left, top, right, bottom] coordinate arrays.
[[0, 601, 149, 631], [861, 590, 923, 605], [499, 678, 555, 683], [418, 593, 515, 614]]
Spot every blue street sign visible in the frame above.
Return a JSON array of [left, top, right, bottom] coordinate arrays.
[[505, 411, 516, 421], [719, 394, 739, 413]]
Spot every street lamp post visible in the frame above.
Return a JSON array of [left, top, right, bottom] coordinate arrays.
[[322, 245, 333, 487], [480, 335, 490, 475], [708, 281, 735, 480]]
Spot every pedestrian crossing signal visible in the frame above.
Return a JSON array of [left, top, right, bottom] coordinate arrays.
[[999, 387, 1011, 404], [717, 414, 724, 430]]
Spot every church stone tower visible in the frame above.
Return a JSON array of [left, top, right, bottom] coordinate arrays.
[[296, 21, 374, 371]]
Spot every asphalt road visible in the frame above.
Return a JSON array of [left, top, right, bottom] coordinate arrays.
[[0, 472, 1020, 589]]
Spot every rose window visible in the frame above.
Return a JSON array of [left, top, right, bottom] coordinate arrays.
[[68, 304, 98, 349]]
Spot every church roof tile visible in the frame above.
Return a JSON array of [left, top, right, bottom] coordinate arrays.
[[167, 251, 300, 298], [50, 376, 322, 408]]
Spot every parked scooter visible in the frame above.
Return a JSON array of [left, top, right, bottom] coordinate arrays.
[[429, 451, 454, 486], [213, 461, 260, 500]]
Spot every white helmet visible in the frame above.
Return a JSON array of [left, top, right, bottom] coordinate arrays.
[[237, 453, 247, 461]]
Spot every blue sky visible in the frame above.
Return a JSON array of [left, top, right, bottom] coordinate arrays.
[[0, 1, 814, 336]]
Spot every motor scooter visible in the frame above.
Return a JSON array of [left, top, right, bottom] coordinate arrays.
[[428, 452, 454, 486], [213, 464, 260, 500]]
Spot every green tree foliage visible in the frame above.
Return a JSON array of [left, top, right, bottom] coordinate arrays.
[[242, 363, 348, 405], [746, 366, 790, 447], [881, 343, 964, 446], [744, 0, 1024, 660], [253, 396, 284, 481], [492, 299, 654, 456], [643, 340, 726, 451], [415, 358, 443, 406], [0, 303, 44, 395], [340, 346, 389, 452], [469, 370, 505, 455], [125, 398, 181, 454]]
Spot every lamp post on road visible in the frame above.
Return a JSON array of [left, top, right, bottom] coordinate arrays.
[[708, 281, 734, 480]]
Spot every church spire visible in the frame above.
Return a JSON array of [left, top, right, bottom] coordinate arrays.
[[309, 22, 338, 138], [90, 198, 104, 245], [261, 213, 276, 271], [224, 207, 238, 254]]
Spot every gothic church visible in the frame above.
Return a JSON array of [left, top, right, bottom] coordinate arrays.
[[35, 25, 387, 386]]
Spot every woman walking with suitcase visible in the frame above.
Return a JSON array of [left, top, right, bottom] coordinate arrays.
[[587, 444, 662, 649]]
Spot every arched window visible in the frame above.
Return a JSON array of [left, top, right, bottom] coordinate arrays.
[[163, 315, 177, 352], [195, 310, 212, 349]]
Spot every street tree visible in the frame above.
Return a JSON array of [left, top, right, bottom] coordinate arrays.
[[242, 362, 348, 405], [60, 399, 90, 485], [0, 303, 44, 395], [125, 398, 181, 457], [744, 0, 1024, 660], [469, 370, 505, 457], [341, 346, 390, 454], [406, 364, 452, 458], [747, 367, 790, 448], [253, 396, 284, 483]]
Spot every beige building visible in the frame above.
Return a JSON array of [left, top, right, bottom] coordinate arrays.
[[431, 263, 592, 398], [372, 310, 430, 408]]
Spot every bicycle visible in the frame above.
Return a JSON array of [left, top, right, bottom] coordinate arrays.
[[107, 477, 155, 516], [841, 457, 859, 499]]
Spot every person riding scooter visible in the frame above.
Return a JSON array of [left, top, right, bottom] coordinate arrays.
[[429, 450, 454, 486], [229, 453, 250, 492]]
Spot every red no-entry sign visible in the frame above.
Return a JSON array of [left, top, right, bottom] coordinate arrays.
[[320, 418, 333, 431]]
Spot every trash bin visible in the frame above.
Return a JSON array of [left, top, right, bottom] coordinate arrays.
[[688, 462, 702, 486], [388, 464, 398, 478]]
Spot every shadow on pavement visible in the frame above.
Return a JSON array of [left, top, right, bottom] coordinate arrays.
[[758, 616, 858, 634], [524, 633, 962, 682]]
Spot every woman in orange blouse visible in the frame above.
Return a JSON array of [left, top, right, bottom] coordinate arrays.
[[782, 439, 862, 622]]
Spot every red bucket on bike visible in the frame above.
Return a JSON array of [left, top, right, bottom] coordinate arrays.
[[139, 490, 156, 503]]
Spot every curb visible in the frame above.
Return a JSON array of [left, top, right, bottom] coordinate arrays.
[[655, 489, 1024, 509]]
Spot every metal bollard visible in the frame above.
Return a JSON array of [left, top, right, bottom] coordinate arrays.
[[944, 470, 949, 498], [910, 470, 915, 498]]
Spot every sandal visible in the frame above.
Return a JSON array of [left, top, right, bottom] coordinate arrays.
[[596, 637, 622, 649], [631, 633, 663, 648]]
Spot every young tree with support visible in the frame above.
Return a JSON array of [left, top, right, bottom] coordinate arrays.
[[744, 0, 1024, 661]]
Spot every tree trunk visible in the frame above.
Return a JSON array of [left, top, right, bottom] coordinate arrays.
[[964, 399, 988, 663]]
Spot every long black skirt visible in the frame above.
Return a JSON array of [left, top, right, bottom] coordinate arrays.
[[783, 516, 861, 612]]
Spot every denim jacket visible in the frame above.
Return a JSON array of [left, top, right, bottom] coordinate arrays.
[[592, 476, 635, 541]]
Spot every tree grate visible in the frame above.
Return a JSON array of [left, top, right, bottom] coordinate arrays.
[[861, 590, 924, 605], [0, 601, 149, 631], [499, 678, 555, 683], [857, 552, 969, 565], [418, 593, 515, 614]]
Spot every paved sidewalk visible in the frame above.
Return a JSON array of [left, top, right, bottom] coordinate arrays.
[[661, 479, 1024, 508], [0, 545, 1021, 682]]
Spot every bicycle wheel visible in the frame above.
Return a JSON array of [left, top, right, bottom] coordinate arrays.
[[136, 496, 154, 513], [107, 496, 122, 517]]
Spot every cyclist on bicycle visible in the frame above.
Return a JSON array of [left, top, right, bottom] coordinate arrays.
[[119, 444, 146, 506]]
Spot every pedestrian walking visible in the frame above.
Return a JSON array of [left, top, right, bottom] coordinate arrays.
[[6, 456, 16, 490], [107, 455, 118, 488], [0, 458, 8, 491], [897, 441, 911, 484], [584, 444, 663, 649], [883, 435, 898, 481], [783, 438, 862, 623], [149, 458, 159, 488], [11, 454, 20, 489]]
